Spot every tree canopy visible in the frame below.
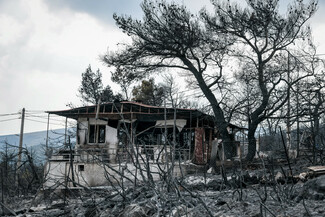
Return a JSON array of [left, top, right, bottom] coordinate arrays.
[[103, 0, 318, 161], [132, 78, 165, 106], [78, 65, 123, 105], [203, 0, 318, 159]]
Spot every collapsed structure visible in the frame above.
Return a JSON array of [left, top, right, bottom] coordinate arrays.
[[44, 101, 246, 188]]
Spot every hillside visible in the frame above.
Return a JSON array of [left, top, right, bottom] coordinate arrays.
[[0, 128, 75, 163], [0, 128, 66, 147]]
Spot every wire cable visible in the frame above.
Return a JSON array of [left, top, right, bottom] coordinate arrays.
[[25, 118, 66, 126], [25, 110, 45, 113], [0, 118, 20, 122], [25, 114, 66, 123], [0, 112, 20, 117]]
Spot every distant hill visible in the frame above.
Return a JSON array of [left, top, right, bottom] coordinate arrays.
[[0, 128, 76, 163]]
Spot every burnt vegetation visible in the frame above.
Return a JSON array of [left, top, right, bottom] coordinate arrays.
[[2, 0, 325, 216]]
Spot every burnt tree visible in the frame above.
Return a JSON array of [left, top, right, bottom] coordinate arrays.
[[103, 0, 317, 161], [203, 0, 318, 160], [103, 1, 237, 159]]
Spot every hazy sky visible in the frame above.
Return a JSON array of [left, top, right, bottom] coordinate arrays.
[[0, 0, 324, 136]]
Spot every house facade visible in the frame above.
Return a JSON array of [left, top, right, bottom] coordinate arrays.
[[44, 101, 244, 188]]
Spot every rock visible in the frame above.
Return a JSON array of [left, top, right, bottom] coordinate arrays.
[[298, 172, 308, 181], [304, 175, 325, 192], [207, 178, 224, 190], [182, 175, 226, 191], [29, 205, 47, 212], [315, 176, 325, 191], [275, 171, 283, 181], [296, 175, 325, 201], [43, 208, 66, 216], [243, 172, 259, 185]]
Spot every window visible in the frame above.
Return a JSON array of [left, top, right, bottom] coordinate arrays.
[[98, 125, 106, 143], [89, 125, 96, 143], [78, 165, 84, 171], [89, 125, 106, 144]]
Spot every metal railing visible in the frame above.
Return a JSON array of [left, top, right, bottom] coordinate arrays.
[[51, 145, 192, 164]]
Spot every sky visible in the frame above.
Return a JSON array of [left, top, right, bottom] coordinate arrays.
[[0, 0, 324, 136]]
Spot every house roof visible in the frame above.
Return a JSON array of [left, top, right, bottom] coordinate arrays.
[[47, 101, 247, 130], [46, 101, 212, 121]]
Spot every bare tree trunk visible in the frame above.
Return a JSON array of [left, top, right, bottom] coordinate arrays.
[[180, 57, 236, 160], [247, 124, 258, 161], [68, 137, 76, 187]]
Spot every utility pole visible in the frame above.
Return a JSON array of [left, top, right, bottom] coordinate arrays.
[[286, 52, 291, 151], [45, 113, 50, 158], [17, 108, 25, 187], [296, 80, 300, 157], [64, 117, 68, 146], [1, 168, 4, 216]]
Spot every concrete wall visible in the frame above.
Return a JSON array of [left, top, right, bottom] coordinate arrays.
[[44, 117, 191, 189], [44, 161, 68, 188], [44, 161, 115, 188], [78, 118, 88, 146], [106, 125, 118, 163], [44, 160, 188, 188], [76, 117, 119, 162]]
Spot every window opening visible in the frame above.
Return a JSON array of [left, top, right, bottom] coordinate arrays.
[[89, 125, 96, 143], [99, 125, 106, 143], [89, 124, 106, 144], [78, 165, 85, 171]]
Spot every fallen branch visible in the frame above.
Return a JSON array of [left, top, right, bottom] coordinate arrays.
[[0, 201, 17, 216]]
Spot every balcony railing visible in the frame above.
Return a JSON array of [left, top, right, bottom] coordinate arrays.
[[50, 145, 192, 164]]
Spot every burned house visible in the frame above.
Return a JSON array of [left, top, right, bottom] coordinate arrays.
[[44, 101, 245, 188]]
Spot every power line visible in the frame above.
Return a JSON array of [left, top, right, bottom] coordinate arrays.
[[0, 118, 20, 122], [0, 112, 20, 117], [25, 110, 45, 113], [25, 118, 66, 127], [25, 114, 66, 123]]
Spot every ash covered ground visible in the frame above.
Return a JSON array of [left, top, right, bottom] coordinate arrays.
[[3, 159, 325, 217]]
